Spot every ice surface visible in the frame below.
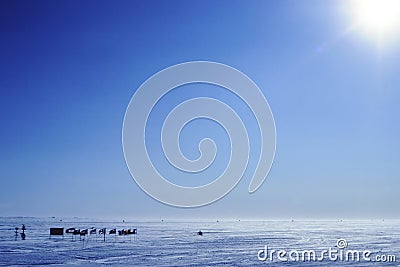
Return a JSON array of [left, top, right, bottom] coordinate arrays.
[[0, 217, 399, 266]]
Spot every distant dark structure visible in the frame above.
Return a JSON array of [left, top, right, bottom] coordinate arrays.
[[50, 227, 64, 239], [21, 224, 26, 240], [14, 225, 27, 240], [197, 230, 203, 236]]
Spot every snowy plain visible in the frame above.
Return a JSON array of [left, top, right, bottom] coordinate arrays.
[[0, 217, 399, 266]]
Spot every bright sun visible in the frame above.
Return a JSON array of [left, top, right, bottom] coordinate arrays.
[[352, 0, 400, 38]]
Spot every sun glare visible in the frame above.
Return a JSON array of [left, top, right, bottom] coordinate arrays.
[[352, 0, 400, 38]]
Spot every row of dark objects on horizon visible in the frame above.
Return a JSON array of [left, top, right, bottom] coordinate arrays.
[[14, 224, 202, 241], [62, 227, 137, 236], [50, 227, 137, 241]]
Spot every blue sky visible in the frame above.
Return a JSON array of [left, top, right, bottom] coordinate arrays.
[[1, 0, 399, 219]]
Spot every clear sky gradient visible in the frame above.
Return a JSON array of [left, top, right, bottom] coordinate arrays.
[[1, 0, 399, 219]]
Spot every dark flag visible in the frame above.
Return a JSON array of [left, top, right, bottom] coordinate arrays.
[[66, 228, 75, 234], [80, 229, 88, 236]]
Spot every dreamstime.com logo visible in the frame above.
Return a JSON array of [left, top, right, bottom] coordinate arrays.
[[122, 61, 276, 207], [258, 238, 397, 263]]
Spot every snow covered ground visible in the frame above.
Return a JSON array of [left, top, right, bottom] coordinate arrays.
[[0, 217, 399, 266]]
